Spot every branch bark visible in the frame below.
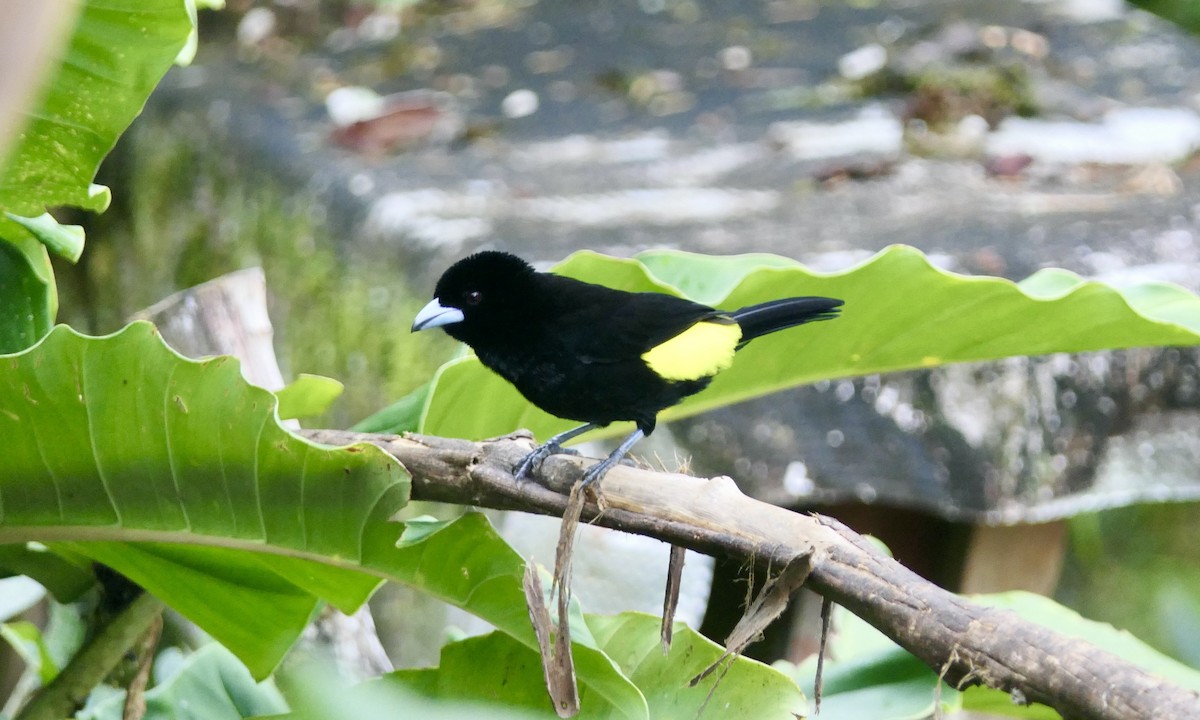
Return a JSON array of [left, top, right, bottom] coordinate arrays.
[[302, 428, 1200, 720]]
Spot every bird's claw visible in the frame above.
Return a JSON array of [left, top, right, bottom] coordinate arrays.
[[514, 442, 562, 479], [580, 464, 607, 488], [513, 447, 549, 479]]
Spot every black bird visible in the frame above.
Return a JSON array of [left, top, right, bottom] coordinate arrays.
[[412, 251, 843, 488]]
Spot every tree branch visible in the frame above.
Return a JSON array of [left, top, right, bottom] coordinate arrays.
[[15, 593, 165, 720], [303, 428, 1200, 720]]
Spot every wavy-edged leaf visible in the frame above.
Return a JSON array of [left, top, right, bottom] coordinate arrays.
[[588, 613, 807, 719], [0, 324, 647, 714], [419, 245, 1200, 442], [0, 322, 408, 676], [381, 613, 804, 719], [0, 0, 192, 239], [367, 517, 648, 719]]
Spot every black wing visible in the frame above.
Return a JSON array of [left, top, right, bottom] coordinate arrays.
[[538, 274, 724, 364]]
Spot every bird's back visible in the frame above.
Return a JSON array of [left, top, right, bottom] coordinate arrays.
[[463, 269, 840, 435], [475, 273, 720, 432]]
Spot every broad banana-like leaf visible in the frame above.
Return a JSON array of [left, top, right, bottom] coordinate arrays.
[[385, 613, 806, 720]]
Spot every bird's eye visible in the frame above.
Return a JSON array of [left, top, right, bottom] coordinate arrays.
[[464, 290, 483, 306]]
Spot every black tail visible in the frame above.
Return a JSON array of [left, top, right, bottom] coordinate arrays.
[[732, 296, 843, 345]]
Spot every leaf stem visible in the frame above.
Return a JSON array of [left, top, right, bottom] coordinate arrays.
[[14, 592, 165, 720]]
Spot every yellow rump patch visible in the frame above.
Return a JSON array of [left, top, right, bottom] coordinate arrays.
[[641, 320, 742, 381]]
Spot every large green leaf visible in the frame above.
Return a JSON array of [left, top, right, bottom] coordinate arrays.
[[382, 613, 805, 719], [0, 0, 190, 350], [0, 322, 407, 676], [388, 631, 623, 718], [586, 613, 806, 718], [0, 323, 655, 716], [0, 0, 190, 231], [0, 0, 192, 351], [419, 245, 1200, 442]]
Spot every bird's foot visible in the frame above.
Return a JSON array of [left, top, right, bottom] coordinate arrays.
[[579, 455, 618, 490], [514, 442, 579, 479]]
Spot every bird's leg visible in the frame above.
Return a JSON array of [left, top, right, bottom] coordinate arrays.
[[580, 429, 645, 489], [514, 422, 598, 479]]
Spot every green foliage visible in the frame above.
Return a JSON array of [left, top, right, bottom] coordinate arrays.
[[0, 236, 56, 353], [1, 596, 86, 715], [1061, 502, 1200, 667], [0, 325, 794, 715], [6, 213, 85, 264], [0, 322, 408, 675], [77, 644, 287, 720], [586, 614, 804, 717], [0, 545, 94, 603], [382, 614, 805, 719], [418, 246, 1200, 442], [1, 621, 61, 686], [275, 374, 345, 421], [282, 660, 547, 720], [1130, 0, 1200, 36], [0, 0, 191, 352], [0, 0, 189, 225]]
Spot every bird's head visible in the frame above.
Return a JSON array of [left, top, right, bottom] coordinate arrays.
[[411, 250, 537, 345]]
